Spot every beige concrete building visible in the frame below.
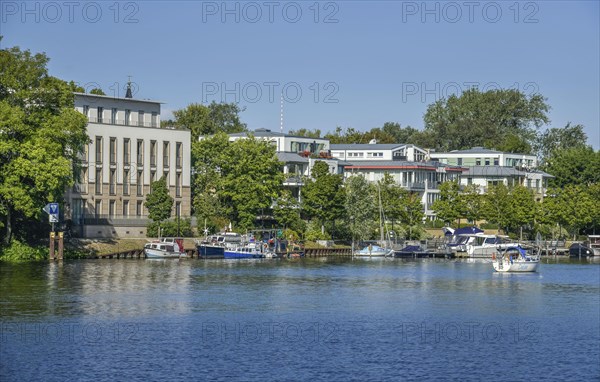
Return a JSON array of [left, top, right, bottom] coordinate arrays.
[[65, 88, 191, 238]]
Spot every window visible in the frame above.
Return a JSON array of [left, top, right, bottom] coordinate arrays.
[[97, 107, 103, 123], [138, 111, 144, 126], [457, 158, 463, 165], [151, 112, 158, 127], [150, 140, 157, 166], [137, 170, 143, 196], [163, 171, 169, 185], [467, 177, 473, 185], [83, 105, 89, 118], [485, 158, 490, 166], [111, 108, 117, 124], [123, 138, 130, 165], [95, 168, 102, 194], [493, 158, 499, 165], [136, 140, 143, 164], [109, 200, 115, 217], [123, 169, 130, 195], [151, 170, 156, 182], [475, 158, 481, 166], [176, 202, 181, 218], [163, 142, 170, 167], [109, 169, 116, 195], [176, 173, 181, 197], [95, 200, 101, 217], [176, 142, 183, 168], [95, 137, 102, 163], [109, 137, 117, 164], [136, 201, 143, 216], [125, 109, 131, 126], [122, 200, 129, 216]]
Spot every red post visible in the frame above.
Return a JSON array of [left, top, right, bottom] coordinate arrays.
[[58, 232, 64, 260]]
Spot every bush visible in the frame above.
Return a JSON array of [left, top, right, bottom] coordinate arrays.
[[0, 240, 47, 262], [147, 218, 194, 237], [304, 220, 331, 241]]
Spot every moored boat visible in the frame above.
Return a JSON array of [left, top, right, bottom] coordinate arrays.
[[354, 244, 394, 257], [144, 237, 186, 259], [492, 245, 540, 272], [224, 242, 276, 259]]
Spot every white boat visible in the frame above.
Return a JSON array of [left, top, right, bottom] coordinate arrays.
[[144, 237, 187, 259], [492, 245, 540, 272], [465, 234, 520, 258], [354, 244, 394, 257]]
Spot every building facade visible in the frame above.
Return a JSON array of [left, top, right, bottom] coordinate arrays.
[[429, 147, 552, 199], [65, 91, 191, 238], [330, 143, 464, 219]]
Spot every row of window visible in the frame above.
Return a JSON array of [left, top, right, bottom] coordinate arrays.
[[88, 199, 182, 218], [86, 137, 183, 168], [76, 168, 182, 197], [82, 105, 159, 127]]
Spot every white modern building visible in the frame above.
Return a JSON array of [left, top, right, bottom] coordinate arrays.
[[65, 87, 191, 238], [330, 142, 464, 218], [227, 129, 348, 201], [429, 147, 552, 199]]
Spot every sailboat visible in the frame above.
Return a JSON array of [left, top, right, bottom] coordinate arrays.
[[354, 184, 394, 258]]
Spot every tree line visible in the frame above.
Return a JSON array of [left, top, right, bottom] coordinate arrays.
[[2, 43, 599, 259]]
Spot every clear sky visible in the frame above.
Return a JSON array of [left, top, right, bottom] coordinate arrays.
[[2, 1, 599, 148]]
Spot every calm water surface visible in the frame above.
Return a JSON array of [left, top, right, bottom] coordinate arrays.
[[1, 258, 599, 381]]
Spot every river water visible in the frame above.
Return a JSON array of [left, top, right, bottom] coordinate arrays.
[[1, 258, 599, 381]]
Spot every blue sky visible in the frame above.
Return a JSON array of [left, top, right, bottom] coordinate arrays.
[[2, 1, 599, 148]]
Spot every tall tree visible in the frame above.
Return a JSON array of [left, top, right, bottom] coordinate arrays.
[[172, 101, 247, 141], [145, 176, 174, 225], [542, 146, 600, 188], [431, 181, 463, 225], [542, 185, 595, 239], [381, 122, 423, 144], [0, 46, 88, 245], [345, 175, 376, 242], [507, 185, 536, 238], [422, 88, 550, 152], [273, 190, 303, 233], [481, 184, 512, 233], [378, 173, 405, 228], [301, 161, 345, 233], [460, 184, 483, 225], [535, 123, 589, 164], [398, 191, 424, 239], [288, 129, 322, 138]]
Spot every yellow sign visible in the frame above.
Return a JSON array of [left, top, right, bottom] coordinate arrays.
[[58, 232, 64, 238]]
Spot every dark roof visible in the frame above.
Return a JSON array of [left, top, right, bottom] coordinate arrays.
[[276, 152, 309, 163], [229, 128, 328, 140]]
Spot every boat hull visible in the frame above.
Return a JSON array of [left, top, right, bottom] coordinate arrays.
[[223, 251, 264, 259], [144, 248, 184, 259], [197, 245, 225, 259], [493, 260, 539, 272]]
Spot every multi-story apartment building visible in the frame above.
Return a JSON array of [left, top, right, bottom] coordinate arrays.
[[65, 89, 191, 238], [429, 147, 553, 199], [330, 142, 464, 219], [227, 129, 347, 201]]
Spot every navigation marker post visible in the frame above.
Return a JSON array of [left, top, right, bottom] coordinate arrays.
[[43, 203, 62, 260]]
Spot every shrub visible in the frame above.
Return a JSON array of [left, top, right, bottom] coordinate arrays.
[[0, 240, 47, 262], [147, 218, 194, 237]]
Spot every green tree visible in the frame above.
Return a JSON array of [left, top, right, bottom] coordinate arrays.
[[398, 191, 424, 240], [273, 190, 304, 232], [460, 184, 483, 225], [378, 173, 405, 229], [423, 88, 550, 152], [535, 123, 589, 164], [507, 185, 536, 238], [0, 46, 88, 245], [381, 122, 423, 144], [542, 185, 595, 239], [89, 88, 105, 95], [481, 184, 512, 234], [288, 129, 322, 138], [324, 126, 365, 144], [172, 101, 247, 140], [345, 175, 376, 242], [221, 137, 283, 229], [302, 161, 345, 234], [431, 181, 463, 225], [145, 177, 174, 227], [542, 146, 600, 188]]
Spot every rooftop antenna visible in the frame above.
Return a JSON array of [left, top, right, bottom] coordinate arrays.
[[125, 75, 133, 98], [280, 92, 284, 134]]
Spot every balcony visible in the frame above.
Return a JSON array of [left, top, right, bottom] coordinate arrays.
[[87, 117, 159, 128]]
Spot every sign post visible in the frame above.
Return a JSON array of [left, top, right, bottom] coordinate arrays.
[[43, 203, 60, 261]]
